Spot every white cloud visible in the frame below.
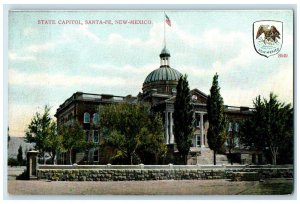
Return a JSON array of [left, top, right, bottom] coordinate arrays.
[[9, 68, 138, 88], [171, 22, 200, 47], [23, 27, 38, 36], [220, 63, 293, 107], [107, 22, 162, 49], [221, 88, 258, 107], [60, 24, 100, 43], [9, 52, 36, 61], [260, 63, 293, 104], [89, 63, 156, 76], [108, 33, 142, 46], [77, 24, 100, 43], [201, 28, 248, 49], [212, 45, 255, 75], [26, 42, 55, 53]]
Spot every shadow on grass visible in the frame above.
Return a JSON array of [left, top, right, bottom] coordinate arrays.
[[237, 179, 294, 195]]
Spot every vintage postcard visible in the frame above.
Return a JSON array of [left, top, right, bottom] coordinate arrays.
[[7, 9, 294, 196]]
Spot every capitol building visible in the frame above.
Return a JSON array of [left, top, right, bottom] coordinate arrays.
[[55, 46, 258, 165]]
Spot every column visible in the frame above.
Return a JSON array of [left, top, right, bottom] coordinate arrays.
[[200, 112, 204, 148], [165, 111, 169, 144], [170, 112, 174, 144], [192, 112, 197, 147]]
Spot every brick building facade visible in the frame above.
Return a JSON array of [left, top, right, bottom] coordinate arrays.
[[55, 47, 260, 165]]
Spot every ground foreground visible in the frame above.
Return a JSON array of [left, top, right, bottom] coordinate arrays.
[[7, 179, 293, 196]]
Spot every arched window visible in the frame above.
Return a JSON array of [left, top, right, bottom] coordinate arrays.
[[83, 112, 90, 123], [93, 113, 99, 124]]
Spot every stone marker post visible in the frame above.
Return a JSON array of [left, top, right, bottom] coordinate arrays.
[[26, 150, 39, 180]]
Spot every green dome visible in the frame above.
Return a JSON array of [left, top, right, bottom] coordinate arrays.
[[144, 66, 182, 84]]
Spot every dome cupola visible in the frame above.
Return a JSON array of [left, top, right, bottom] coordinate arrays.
[[142, 47, 182, 95]]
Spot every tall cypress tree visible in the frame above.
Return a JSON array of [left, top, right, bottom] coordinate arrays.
[[17, 145, 23, 166], [173, 74, 193, 164], [207, 73, 226, 165]]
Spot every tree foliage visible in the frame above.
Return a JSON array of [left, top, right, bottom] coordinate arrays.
[[173, 74, 194, 164], [99, 103, 166, 164], [240, 93, 293, 165], [137, 113, 167, 164], [59, 120, 91, 164], [25, 105, 59, 164], [43, 121, 62, 164], [207, 73, 226, 165]]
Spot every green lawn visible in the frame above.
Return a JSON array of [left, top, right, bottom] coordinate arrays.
[[238, 179, 294, 195]]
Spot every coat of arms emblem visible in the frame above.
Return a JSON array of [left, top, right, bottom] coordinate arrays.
[[253, 20, 283, 57]]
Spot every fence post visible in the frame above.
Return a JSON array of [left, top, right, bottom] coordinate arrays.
[[106, 163, 111, 169], [139, 164, 144, 169]]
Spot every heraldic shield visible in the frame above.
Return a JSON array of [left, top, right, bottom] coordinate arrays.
[[253, 20, 283, 58]]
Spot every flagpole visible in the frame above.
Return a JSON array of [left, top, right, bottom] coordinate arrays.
[[164, 11, 166, 48]]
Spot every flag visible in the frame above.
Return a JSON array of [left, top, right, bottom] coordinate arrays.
[[165, 14, 171, 27]]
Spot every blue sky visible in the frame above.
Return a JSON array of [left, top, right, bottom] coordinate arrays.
[[8, 10, 293, 136]]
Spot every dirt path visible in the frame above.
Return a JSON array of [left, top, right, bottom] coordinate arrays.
[[7, 179, 267, 195]]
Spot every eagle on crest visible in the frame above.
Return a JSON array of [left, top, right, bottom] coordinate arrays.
[[256, 25, 281, 44]]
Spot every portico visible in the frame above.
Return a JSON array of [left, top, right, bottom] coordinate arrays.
[[194, 111, 208, 148]]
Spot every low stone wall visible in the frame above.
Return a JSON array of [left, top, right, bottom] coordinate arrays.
[[37, 165, 293, 181], [38, 169, 225, 181], [225, 167, 293, 180]]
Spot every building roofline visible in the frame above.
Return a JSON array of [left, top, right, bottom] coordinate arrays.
[[55, 91, 136, 117], [190, 88, 208, 98]]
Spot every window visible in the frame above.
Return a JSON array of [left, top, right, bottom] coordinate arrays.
[[194, 113, 201, 127], [85, 130, 90, 141], [235, 123, 239, 132], [228, 122, 232, 132], [93, 113, 99, 124], [196, 135, 201, 147], [83, 112, 90, 123], [93, 149, 99, 162], [172, 88, 177, 94], [93, 130, 99, 143], [234, 137, 239, 147], [68, 113, 73, 121]]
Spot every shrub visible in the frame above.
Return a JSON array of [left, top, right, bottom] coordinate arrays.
[[8, 158, 19, 166], [8, 157, 26, 166]]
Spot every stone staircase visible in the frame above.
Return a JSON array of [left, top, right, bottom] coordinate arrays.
[[196, 148, 229, 165]]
